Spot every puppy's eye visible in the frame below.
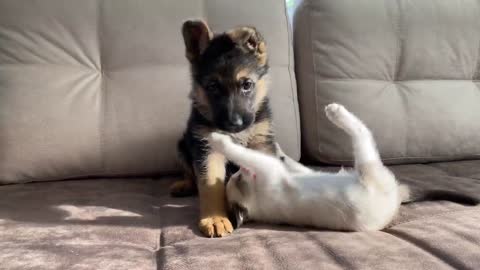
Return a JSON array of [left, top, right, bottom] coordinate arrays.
[[206, 81, 219, 93], [241, 79, 254, 94]]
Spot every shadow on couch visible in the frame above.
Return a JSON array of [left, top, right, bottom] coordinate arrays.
[[0, 177, 205, 236]]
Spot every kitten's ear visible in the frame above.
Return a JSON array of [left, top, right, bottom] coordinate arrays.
[[181, 19, 213, 62], [230, 203, 248, 229]]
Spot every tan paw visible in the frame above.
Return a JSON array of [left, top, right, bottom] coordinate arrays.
[[169, 179, 197, 197], [199, 215, 234, 237]]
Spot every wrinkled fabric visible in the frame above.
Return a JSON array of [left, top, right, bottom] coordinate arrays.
[[1, 161, 479, 269]]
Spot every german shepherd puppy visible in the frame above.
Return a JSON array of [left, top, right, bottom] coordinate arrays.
[[170, 20, 277, 237]]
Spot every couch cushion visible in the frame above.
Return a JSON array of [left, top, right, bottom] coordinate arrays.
[[294, 0, 480, 165], [0, 178, 163, 270], [0, 0, 299, 183], [1, 161, 479, 269]]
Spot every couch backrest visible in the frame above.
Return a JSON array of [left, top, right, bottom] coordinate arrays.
[[294, 0, 480, 165], [0, 0, 299, 183]]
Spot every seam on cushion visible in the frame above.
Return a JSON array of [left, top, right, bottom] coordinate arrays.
[[97, 2, 107, 175], [397, 82, 410, 160], [392, 0, 403, 81], [474, 43, 480, 80], [156, 231, 168, 269], [0, 63, 97, 70], [1, 243, 157, 252], [305, 233, 356, 269], [258, 234, 294, 269], [384, 230, 468, 270], [202, 0, 208, 22], [0, 62, 229, 71], [388, 207, 480, 228], [474, 1, 480, 80], [0, 170, 182, 185], [153, 179, 161, 259], [282, 0, 301, 159], [475, 81, 480, 93], [306, 0, 322, 158], [317, 78, 480, 82], [323, 154, 480, 163]]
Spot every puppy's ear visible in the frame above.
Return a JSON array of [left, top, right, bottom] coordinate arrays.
[[181, 20, 213, 62], [229, 203, 248, 229], [227, 27, 267, 66]]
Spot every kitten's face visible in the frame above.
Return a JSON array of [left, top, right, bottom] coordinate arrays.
[[226, 168, 255, 228]]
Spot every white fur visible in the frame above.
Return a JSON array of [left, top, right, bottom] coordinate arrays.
[[209, 103, 406, 231]]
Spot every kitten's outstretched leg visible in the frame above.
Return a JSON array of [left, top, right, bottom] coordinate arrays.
[[325, 103, 381, 168], [208, 133, 288, 180], [325, 103, 401, 194], [275, 143, 313, 174]]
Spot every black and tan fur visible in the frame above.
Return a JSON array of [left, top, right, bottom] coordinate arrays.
[[170, 20, 277, 237]]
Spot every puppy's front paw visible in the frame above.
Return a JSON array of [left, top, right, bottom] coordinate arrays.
[[208, 132, 231, 153], [199, 215, 234, 237]]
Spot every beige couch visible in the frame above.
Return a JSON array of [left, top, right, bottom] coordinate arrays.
[[1, 0, 479, 269]]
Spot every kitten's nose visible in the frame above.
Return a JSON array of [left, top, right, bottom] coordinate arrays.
[[231, 114, 243, 127]]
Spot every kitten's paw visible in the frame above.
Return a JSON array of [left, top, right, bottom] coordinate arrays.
[[325, 103, 367, 136], [325, 103, 348, 124], [208, 132, 231, 153]]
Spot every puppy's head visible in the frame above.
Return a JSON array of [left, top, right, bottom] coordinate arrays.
[[182, 20, 269, 133], [226, 167, 257, 228]]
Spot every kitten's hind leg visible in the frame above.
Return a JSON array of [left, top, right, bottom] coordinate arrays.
[[275, 143, 313, 174], [325, 103, 381, 168], [325, 103, 395, 193]]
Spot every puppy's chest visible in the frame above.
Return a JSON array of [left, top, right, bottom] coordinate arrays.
[[229, 130, 252, 146], [229, 121, 272, 146]]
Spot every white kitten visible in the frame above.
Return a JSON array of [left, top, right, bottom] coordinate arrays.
[[208, 103, 409, 232]]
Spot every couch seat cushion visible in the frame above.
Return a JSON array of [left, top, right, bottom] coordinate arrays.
[[1, 161, 479, 269]]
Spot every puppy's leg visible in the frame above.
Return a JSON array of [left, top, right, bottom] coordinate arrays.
[[196, 151, 233, 237], [169, 163, 197, 197], [170, 167, 198, 197], [275, 143, 313, 174], [170, 138, 197, 197]]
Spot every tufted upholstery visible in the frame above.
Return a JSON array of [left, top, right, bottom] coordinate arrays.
[[294, 0, 480, 165], [0, 0, 299, 183]]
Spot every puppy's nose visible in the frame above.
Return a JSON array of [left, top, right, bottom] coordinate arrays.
[[231, 114, 243, 127]]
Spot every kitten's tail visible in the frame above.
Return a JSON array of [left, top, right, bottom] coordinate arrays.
[[398, 184, 411, 202], [402, 189, 479, 205]]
